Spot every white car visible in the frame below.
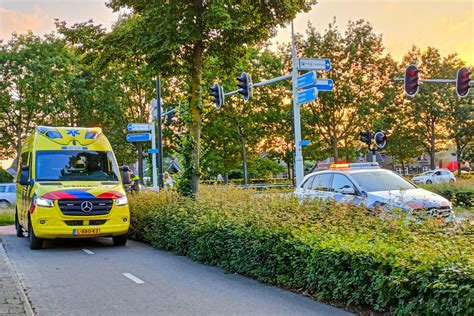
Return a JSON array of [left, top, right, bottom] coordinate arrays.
[[295, 163, 454, 221], [412, 169, 456, 184], [0, 183, 16, 208]]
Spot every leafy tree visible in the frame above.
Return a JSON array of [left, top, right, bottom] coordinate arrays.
[[106, 0, 316, 194], [0, 168, 13, 183]]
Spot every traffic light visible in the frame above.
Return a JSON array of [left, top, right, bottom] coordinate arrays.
[[404, 65, 419, 97], [456, 67, 471, 98], [374, 131, 387, 149], [360, 130, 371, 146], [164, 112, 173, 126], [237, 72, 252, 102], [210, 83, 224, 109]]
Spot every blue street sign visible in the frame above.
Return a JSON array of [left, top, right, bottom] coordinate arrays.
[[298, 58, 331, 71], [148, 148, 159, 154], [310, 78, 334, 91], [127, 123, 151, 132], [297, 71, 316, 89], [297, 87, 318, 105], [126, 133, 151, 142], [299, 140, 311, 146]]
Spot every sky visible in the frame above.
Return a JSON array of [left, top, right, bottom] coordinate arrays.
[[1, 0, 473, 64]]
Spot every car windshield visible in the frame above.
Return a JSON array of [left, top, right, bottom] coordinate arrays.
[[351, 170, 416, 192], [420, 171, 434, 176], [36, 150, 119, 181]]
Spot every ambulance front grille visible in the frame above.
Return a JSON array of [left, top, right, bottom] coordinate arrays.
[[58, 199, 113, 216]]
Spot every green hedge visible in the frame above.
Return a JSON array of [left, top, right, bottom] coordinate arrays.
[[420, 180, 474, 208], [129, 189, 473, 315]]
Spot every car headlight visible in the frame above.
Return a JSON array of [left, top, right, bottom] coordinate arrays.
[[115, 196, 128, 206], [35, 196, 54, 207]]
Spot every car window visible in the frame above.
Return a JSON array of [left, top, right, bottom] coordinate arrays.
[[351, 170, 416, 192], [302, 176, 314, 189], [7, 185, 16, 193], [331, 174, 355, 192], [434, 171, 441, 176], [310, 173, 332, 191], [0, 186, 5, 193]]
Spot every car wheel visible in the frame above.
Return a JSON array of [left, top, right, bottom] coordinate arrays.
[[449, 179, 455, 182], [426, 180, 432, 184], [15, 210, 23, 238], [112, 234, 127, 246], [28, 218, 43, 250], [0, 200, 9, 209]]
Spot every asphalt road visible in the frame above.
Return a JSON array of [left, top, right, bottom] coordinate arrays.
[[2, 232, 351, 316]]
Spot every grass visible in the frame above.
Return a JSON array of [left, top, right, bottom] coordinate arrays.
[[0, 207, 15, 226]]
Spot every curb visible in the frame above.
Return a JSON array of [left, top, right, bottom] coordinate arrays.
[[0, 239, 34, 316]]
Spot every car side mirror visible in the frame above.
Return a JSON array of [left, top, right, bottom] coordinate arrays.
[[335, 185, 355, 195], [119, 166, 131, 185], [19, 165, 30, 186]]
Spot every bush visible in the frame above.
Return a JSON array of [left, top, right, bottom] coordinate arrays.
[[421, 179, 474, 208], [129, 188, 474, 315]]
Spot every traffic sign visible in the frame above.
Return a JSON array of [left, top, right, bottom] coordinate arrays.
[[298, 58, 331, 71], [127, 123, 152, 132], [148, 148, 159, 154], [297, 87, 318, 105], [126, 133, 151, 142], [297, 71, 317, 89], [313, 78, 334, 91], [299, 140, 311, 146]]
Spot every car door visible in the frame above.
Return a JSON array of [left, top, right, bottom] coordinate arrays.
[[307, 173, 333, 200], [330, 173, 359, 204], [16, 152, 31, 227], [433, 171, 442, 183]]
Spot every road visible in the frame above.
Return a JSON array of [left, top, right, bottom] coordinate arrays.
[[2, 232, 351, 316]]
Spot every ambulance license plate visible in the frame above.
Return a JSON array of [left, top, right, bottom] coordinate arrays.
[[73, 228, 101, 235]]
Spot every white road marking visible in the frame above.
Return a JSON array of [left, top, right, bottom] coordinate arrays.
[[82, 249, 94, 255], [123, 273, 145, 284]]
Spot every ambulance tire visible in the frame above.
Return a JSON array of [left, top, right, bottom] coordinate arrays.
[[15, 210, 23, 237], [28, 218, 43, 250], [112, 234, 127, 246]]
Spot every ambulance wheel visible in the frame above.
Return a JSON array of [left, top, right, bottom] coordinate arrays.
[[15, 210, 23, 237], [28, 218, 43, 250], [113, 234, 127, 246]]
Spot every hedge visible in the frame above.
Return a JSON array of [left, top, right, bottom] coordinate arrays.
[[420, 180, 474, 208], [129, 188, 473, 315]]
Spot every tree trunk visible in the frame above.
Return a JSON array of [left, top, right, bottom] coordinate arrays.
[[136, 143, 144, 184], [430, 120, 436, 170], [332, 133, 339, 163], [236, 123, 248, 185], [456, 139, 462, 177], [189, 43, 204, 194], [401, 160, 405, 175]]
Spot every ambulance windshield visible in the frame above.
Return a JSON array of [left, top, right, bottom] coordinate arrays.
[[36, 150, 119, 181]]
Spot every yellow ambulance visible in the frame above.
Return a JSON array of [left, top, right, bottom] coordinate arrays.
[[15, 126, 131, 249]]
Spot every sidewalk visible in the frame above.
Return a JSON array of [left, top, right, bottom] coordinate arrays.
[[0, 225, 33, 315]]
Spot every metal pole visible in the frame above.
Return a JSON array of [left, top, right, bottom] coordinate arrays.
[[291, 20, 304, 187], [224, 74, 292, 97], [156, 78, 164, 188], [151, 117, 158, 187]]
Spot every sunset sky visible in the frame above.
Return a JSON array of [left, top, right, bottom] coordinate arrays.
[[1, 0, 473, 65]]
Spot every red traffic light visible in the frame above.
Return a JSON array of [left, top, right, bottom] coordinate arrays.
[[456, 67, 471, 98], [404, 65, 419, 97]]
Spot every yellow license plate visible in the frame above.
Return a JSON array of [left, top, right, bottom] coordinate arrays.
[[73, 228, 101, 236]]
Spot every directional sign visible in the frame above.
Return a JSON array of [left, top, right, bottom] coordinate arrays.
[[298, 58, 331, 71], [297, 71, 317, 89], [297, 87, 318, 105], [126, 133, 151, 142], [148, 148, 159, 154], [308, 79, 334, 91], [127, 123, 152, 132], [299, 140, 311, 147]]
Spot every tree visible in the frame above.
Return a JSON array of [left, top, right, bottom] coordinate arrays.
[[106, 0, 316, 194]]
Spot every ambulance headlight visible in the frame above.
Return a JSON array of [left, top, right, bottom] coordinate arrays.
[[115, 196, 128, 206], [35, 196, 54, 207]]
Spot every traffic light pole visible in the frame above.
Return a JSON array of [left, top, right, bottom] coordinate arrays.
[[156, 77, 164, 189], [291, 21, 304, 188]]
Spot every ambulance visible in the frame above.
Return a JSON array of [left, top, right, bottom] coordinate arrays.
[[15, 126, 131, 249]]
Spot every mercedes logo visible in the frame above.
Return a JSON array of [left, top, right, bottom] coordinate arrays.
[[81, 201, 93, 213]]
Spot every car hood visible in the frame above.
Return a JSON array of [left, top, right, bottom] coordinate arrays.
[[34, 181, 125, 200], [368, 188, 451, 209]]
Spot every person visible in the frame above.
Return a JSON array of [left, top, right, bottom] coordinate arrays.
[[163, 172, 174, 189], [130, 173, 140, 192]]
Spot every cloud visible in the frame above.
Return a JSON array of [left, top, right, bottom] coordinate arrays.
[[0, 6, 54, 39]]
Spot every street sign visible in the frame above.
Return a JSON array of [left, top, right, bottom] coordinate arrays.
[[148, 148, 159, 154], [127, 123, 152, 132], [297, 87, 318, 105], [299, 140, 311, 146], [126, 133, 151, 142], [298, 58, 331, 71], [297, 71, 317, 89], [312, 78, 334, 91]]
